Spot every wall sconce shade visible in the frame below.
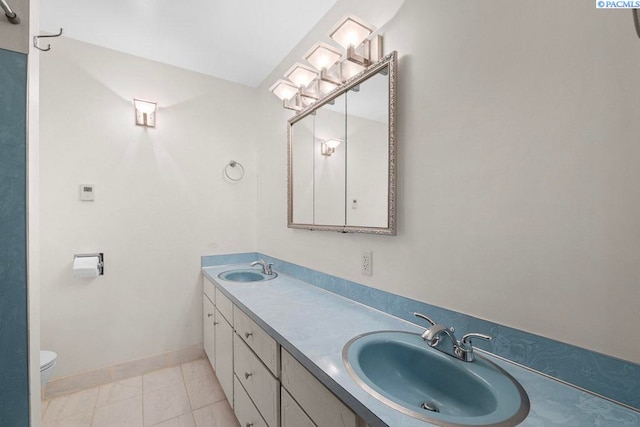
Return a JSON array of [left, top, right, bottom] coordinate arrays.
[[285, 63, 318, 88], [304, 42, 342, 71], [330, 15, 374, 49], [269, 79, 299, 101], [321, 139, 342, 156], [134, 99, 157, 127]]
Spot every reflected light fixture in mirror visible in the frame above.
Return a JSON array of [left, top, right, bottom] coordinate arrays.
[[134, 99, 157, 127], [321, 139, 342, 156]]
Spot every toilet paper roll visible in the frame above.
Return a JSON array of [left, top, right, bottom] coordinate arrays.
[[73, 256, 100, 278]]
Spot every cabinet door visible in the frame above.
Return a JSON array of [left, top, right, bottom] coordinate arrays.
[[203, 295, 216, 368], [281, 349, 357, 427], [282, 387, 315, 427], [234, 376, 268, 427], [215, 309, 234, 404]]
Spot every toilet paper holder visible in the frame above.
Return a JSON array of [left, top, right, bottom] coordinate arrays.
[[73, 253, 104, 276]]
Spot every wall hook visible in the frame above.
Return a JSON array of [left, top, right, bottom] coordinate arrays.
[[34, 28, 63, 52]]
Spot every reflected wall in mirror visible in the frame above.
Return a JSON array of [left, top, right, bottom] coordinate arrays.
[[287, 51, 397, 235]]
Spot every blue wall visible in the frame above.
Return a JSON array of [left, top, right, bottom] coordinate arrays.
[[0, 47, 29, 427]]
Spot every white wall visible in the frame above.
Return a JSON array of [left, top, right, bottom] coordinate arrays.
[[40, 37, 258, 378], [257, 0, 640, 364]]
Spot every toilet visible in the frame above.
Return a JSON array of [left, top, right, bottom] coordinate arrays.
[[40, 350, 57, 387]]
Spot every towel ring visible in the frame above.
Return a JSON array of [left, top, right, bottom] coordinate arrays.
[[224, 160, 245, 182]]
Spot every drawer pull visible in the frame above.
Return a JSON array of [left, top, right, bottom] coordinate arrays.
[[244, 372, 252, 379], [244, 332, 253, 339]]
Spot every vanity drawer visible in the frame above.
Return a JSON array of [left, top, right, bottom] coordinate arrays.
[[202, 275, 216, 304], [234, 337, 279, 427], [234, 306, 278, 376], [234, 375, 268, 427], [281, 349, 357, 427], [281, 387, 315, 427], [215, 287, 234, 325]]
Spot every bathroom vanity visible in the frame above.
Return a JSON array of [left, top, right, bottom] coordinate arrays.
[[202, 262, 640, 427]]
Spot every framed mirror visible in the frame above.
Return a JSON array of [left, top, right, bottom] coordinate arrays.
[[287, 51, 397, 235]]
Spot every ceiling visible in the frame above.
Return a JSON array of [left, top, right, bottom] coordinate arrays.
[[40, 0, 338, 87]]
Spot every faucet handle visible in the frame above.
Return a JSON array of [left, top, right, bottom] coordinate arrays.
[[413, 312, 436, 326], [461, 333, 492, 346]]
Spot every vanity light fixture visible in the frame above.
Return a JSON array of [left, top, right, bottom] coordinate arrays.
[[330, 15, 374, 49], [269, 79, 305, 111], [321, 139, 342, 156], [134, 99, 157, 127], [285, 63, 318, 88], [269, 14, 384, 111], [304, 42, 343, 72]]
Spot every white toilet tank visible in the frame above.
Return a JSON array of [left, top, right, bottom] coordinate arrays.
[[40, 350, 57, 387]]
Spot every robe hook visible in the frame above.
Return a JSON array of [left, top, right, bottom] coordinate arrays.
[[34, 28, 63, 52]]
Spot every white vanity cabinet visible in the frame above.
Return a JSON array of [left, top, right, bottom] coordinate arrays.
[[203, 272, 364, 427], [202, 277, 234, 405], [281, 349, 359, 427], [203, 294, 216, 367], [214, 305, 234, 403]]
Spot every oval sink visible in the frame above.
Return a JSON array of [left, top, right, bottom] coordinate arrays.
[[217, 269, 277, 282], [343, 331, 529, 426]]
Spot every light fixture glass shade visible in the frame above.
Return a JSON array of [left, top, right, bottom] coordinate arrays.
[[341, 60, 365, 81], [304, 42, 342, 71], [134, 99, 157, 127], [325, 139, 342, 149], [285, 63, 318, 88], [329, 15, 374, 49], [269, 79, 299, 101]]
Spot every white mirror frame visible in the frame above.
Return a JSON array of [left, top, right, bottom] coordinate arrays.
[[287, 51, 397, 235]]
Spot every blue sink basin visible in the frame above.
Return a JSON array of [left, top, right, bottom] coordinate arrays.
[[217, 269, 277, 282], [343, 331, 529, 426]]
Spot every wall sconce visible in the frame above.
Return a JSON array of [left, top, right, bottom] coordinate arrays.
[[321, 139, 342, 156], [269, 14, 384, 110], [134, 99, 157, 127]]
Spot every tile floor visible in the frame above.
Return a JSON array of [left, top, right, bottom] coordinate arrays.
[[41, 359, 240, 427]]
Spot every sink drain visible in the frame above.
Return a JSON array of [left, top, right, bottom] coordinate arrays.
[[420, 401, 440, 413]]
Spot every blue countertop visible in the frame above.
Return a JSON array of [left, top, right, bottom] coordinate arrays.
[[202, 264, 640, 427]]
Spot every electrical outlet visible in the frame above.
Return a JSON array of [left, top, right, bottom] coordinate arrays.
[[361, 251, 372, 276]]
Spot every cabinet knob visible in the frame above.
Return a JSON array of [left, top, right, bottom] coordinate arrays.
[[244, 372, 252, 379], [213, 321, 219, 326], [246, 423, 254, 427], [207, 313, 213, 318], [244, 332, 253, 339]]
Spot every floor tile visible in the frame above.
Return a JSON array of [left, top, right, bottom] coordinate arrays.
[[193, 400, 239, 427], [42, 412, 92, 427], [96, 375, 143, 407], [184, 372, 225, 410], [150, 412, 196, 427], [181, 359, 213, 382], [143, 381, 191, 427], [144, 366, 184, 393], [42, 387, 99, 423], [93, 396, 143, 427]]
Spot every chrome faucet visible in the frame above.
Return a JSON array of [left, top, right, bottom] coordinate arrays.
[[413, 313, 491, 362], [250, 259, 273, 275]]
